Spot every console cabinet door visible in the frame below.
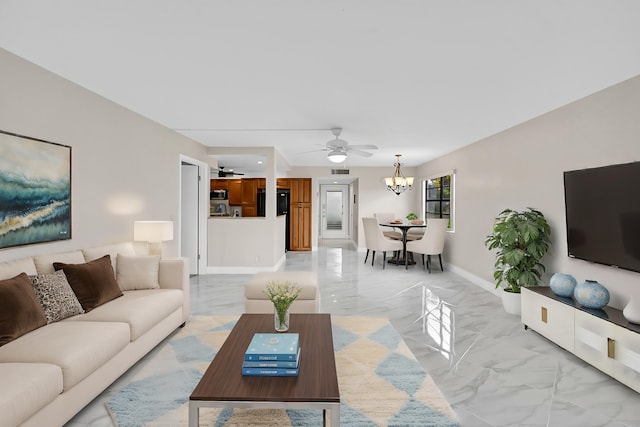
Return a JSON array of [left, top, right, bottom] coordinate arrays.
[[521, 287, 574, 351], [611, 324, 640, 391], [574, 310, 615, 376]]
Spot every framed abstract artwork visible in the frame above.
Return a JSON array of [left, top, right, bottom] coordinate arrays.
[[0, 130, 72, 249]]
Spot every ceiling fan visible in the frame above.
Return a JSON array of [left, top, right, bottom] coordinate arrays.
[[217, 166, 245, 177], [305, 128, 378, 163]]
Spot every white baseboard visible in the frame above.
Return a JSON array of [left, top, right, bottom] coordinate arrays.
[[447, 263, 502, 297], [206, 254, 286, 275]]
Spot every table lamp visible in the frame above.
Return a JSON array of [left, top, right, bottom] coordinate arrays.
[[134, 221, 174, 256]]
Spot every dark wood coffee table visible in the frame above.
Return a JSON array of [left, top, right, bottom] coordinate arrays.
[[189, 313, 340, 426]]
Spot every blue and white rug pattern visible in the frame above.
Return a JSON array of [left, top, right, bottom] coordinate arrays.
[[106, 316, 460, 426]]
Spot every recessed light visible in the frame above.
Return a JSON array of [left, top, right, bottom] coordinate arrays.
[[257, 160, 263, 164]]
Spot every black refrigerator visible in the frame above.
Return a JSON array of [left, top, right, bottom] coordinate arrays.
[[257, 189, 290, 250]]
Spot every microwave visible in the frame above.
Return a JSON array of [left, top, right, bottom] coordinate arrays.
[[210, 189, 228, 200]]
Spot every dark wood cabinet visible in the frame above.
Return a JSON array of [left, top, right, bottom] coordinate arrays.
[[277, 178, 290, 189], [242, 179, 257, 204], [210, 179, 228, 191], [241, 179, 257, 217], [289, 178, 312, 251], [290, 178, 312, 204], [228, 179, 242, 205]]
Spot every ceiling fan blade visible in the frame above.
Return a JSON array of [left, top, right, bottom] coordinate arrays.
[[298, 148, 329, 154], [348, 144, 378, 150], [349, 149, 374, 157]]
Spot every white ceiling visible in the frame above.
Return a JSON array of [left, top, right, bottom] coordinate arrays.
[[1, 1, 640, 171]]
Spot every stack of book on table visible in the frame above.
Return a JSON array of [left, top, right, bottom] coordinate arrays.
[[242, 333, 300, 376]]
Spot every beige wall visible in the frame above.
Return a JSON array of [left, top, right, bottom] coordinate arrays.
[[0, 48, 210, 261], [287, 165, 419, 249], [418, 75, 640, 309]]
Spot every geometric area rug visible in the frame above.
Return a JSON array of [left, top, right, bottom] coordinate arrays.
[[106, 316, 460, 426]]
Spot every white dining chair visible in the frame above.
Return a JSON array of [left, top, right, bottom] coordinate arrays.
[[374, 212, 402, 240], [362, 217, 403, 269], [406, 218, 448, 273]]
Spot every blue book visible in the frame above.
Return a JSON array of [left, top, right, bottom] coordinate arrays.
[[244, 333, 299, 361], [243, 348, 301, 368], [242, 367, 299, 376]]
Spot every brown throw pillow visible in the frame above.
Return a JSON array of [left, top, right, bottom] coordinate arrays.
[[0, 273, 47, 346], [54, 255, 123, 312]]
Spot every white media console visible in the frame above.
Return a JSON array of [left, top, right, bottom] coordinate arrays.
[[522, 286, 640, 392]]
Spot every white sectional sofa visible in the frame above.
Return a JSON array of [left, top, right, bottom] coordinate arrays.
[[0, 242, 189, 427]]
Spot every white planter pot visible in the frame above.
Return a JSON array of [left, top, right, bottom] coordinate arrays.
[[623, 297, 640, 324], [501, 290, 522, 315]]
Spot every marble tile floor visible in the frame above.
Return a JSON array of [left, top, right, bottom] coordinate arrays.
[[67, 240, 640, 427]]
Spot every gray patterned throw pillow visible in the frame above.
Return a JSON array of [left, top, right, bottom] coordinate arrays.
[[30, 270, 85, 323]]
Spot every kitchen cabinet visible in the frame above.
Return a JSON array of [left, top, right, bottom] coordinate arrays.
[[242, 179, 257, 204], [210, 179, 228, 191], [522, 286, 640, 392], [242, 205, 258, 217], [290, 203, 312, 251], [228, 179, 242, 205], [289, 178, 312, 251], [290, 178, 312, 204], [241, 179, 257, 217], [277, 178, 290, 189], [226, 178, 259, 215]]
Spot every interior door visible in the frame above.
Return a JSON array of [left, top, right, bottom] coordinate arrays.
[[321, 184, 349, 239]]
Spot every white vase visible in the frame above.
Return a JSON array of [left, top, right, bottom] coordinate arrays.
[[623, 298, 640, 324], [501, 290, 522, 315]]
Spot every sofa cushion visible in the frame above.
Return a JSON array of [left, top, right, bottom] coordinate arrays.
[[0, 257, 38, 280], [83, 242, 136, 273], [30, 270, 85, 323], [116, 254, 160, 291], [65, 289, 183, 340], [0, 273, 47, 346], [0, 321, 130, 390], [33, 250, 85, 275], [54, 255, 123, 312], [0, 363, 63, 427]]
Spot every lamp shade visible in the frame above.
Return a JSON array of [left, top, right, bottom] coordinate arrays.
[[327, 150, 347, 163], [134, 221, 174, 242]]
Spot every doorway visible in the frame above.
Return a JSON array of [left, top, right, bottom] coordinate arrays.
[[180, 156, 208, 276], [320, 184, 350, 239]]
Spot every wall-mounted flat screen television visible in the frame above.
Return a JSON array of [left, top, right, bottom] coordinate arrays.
[[564, 161, 640, 274]]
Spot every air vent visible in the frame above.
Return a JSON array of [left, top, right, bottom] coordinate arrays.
[[331, 169, 350, 175]]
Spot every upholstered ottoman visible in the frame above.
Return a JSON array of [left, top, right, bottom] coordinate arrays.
[[244, 271, 319, 313]]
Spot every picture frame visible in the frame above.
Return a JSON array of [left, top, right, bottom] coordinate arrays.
[[0, 130, 72, 249]]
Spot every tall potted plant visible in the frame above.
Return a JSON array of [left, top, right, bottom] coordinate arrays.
[[485, 208, 551, 314]]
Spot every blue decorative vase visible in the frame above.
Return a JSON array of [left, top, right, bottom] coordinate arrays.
[[573, 279, 610, 309], [549, 273, 577, 297]]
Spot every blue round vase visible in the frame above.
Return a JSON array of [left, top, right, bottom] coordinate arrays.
[[549, 273, 577, 297], [574, 279, 610, 309]]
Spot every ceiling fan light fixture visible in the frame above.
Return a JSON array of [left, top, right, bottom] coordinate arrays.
[[328, 150, 347, 163]]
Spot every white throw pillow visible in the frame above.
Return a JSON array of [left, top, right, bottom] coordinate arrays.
[[116, 254, 160, 291]]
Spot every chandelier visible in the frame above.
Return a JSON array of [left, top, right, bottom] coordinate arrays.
[[384, 154, 414, 195]]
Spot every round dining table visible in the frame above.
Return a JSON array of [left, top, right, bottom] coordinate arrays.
[[379, 222, 426, 269]]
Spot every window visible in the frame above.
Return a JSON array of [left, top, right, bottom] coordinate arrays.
[[423, 172, 454, 231]]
